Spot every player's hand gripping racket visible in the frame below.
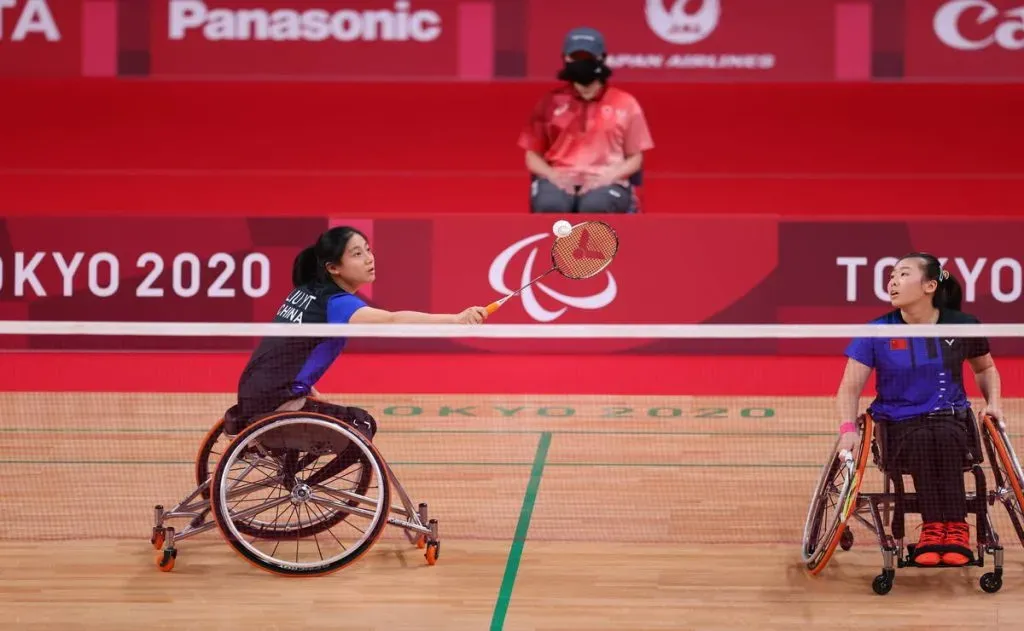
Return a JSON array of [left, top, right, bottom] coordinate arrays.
[[486, 220, 620, 316]]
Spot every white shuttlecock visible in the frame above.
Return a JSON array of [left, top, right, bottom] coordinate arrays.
[[552, 220, 573, 238]]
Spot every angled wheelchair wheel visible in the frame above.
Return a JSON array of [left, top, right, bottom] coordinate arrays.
[[802, 414, 874, 575], [981, 414, 1024, 546], [196, 415, 375, 539], [195, 418, 231, 500], [210, 412, 391, 576]]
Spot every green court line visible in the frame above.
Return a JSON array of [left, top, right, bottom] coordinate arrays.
[[490, 431, 552, 631]]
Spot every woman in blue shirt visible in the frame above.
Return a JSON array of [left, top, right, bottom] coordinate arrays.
[[835, 253, 1004, 567], [226, 225, 489, 438]]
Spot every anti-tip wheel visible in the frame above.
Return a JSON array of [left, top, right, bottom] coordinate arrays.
[[980, 572, 1003, 594], [425, 541, 441, 566], [156, 549, 177, 572], [872, 574, 893, 595]]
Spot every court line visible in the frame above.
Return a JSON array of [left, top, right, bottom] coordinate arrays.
[[9, 426, 1022, 439], [0, 458, 822, 469], [490, 431, 551, 631], [0, 427, 847, 438]]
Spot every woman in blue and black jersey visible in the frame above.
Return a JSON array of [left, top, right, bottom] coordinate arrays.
[[835, 252, 1004, 567], [226, 225, 488, 439]]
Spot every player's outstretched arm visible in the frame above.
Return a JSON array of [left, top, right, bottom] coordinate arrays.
[[349, 306, 489, 325]]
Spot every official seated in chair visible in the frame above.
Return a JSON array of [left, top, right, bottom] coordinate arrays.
[[834, 252, 1004, 567], [519, 26, 654, 214]]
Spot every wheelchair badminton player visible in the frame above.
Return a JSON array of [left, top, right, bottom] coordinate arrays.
[[224, 225, 489, 439], [834, 252, 1004, 567]]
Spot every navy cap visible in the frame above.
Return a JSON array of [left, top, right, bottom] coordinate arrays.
[[562, 27, 606, 57]]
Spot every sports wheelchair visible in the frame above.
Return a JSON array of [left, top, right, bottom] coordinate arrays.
[[148, 408, 439, 576], [802, 412, 1024, 595]]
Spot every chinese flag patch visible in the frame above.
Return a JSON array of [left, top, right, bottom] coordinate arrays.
[[890, 339, 908, 351]]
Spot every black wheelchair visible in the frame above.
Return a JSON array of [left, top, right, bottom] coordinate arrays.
[[148, 407, 439, 576], [803, 411, 1024, 594]]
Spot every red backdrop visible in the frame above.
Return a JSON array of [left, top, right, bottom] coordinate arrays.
[[1, 79, 1021, 217], [2, 214, 1023, 356]]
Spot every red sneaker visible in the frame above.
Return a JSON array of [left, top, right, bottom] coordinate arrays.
[[942, 521, 972, 566], [913, 522, 946, 566]]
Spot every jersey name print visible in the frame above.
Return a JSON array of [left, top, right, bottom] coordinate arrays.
[[276, 288, 318, 323], [236, 281, 367, 418]]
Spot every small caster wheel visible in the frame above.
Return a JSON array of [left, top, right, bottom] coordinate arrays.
[[150, 527, 165, 551], [425, 541, 440, 566], [415, 534, 426, 550], [980, 572, 1003, 593], [840, 528, 854, 551], [156, 549, 177, 572], [872, 573, 893, 595]]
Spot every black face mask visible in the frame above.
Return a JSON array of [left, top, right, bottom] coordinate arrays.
[[558, 58, 611, 86]]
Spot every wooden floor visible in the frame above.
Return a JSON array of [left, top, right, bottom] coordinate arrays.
[[1, 393, 1023, 630]]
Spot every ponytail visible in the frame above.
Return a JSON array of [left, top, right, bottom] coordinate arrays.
[[290, 226, 369, 288], [901, 252, 963, 311], [934, 269, 963, 311], [291, 246, 320, 287]]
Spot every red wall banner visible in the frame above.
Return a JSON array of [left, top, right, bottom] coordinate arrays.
[[1, 0, 1023, 81], [149, 0, 462, 78], [2, 215, 1023, 355], [526, 0, 837, 81], [905, 0, 1024, 80], [0, 0, 81, 75]]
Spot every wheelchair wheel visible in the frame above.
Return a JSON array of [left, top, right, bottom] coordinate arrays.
[[981, 414, 1024, 545], [196, 416, 375, 539], [195, 418, 231, 500], [802, 414, 874, 574], [210, 412, 391, 576]]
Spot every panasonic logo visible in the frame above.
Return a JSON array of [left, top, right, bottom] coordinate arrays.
[[168, 0, 443, 42]]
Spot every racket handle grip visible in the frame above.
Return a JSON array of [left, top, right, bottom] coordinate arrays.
[[485, 301, 502, 315]]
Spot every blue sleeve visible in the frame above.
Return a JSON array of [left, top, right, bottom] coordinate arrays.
[[844, 337, 875, 368], [327, 293, 368, 324]]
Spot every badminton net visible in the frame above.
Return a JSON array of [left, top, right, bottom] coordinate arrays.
[[0, 320, 1021, 548]]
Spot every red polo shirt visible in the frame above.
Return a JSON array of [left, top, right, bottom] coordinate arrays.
[[517, 84, 654, 186]]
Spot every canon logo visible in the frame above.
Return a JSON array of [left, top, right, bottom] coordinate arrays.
[[0, 0, 60, 42], [934, 0, 1024, 51], [168, 0, 442, 42]]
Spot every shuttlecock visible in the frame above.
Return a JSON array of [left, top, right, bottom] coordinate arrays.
[[552, 220, 573, 238]]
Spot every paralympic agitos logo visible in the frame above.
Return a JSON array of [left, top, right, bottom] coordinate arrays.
[[488, 233, 617, 322]]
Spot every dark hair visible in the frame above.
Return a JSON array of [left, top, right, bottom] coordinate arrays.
[[291, 226, 367, 287], [899, 252, 963, 311]]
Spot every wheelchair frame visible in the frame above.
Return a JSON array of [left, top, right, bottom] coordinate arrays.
[[803, 412, 1024, 595], [149, 411, 440, 576]]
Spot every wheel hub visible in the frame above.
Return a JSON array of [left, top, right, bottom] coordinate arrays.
[[291, 483, 313, 505]]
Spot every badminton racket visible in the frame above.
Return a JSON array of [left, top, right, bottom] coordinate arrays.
[[486, 220, 620, 315]]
